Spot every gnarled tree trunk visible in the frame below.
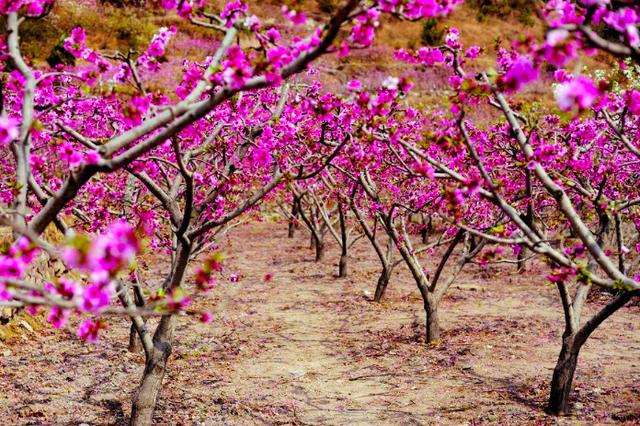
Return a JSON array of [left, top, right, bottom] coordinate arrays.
[[130, 316, 175, 425], [130, 242, 191, 425], [546, 288, 637, 416], [547, 334, 580, 415], [373, 266, 391, 302]]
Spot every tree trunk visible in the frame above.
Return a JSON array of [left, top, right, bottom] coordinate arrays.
[[128, 323, 143, 353], [128, 284, 146, 353], [130, 316, 175, 426], [425, 295, 440, 344], [373, 267, 391, 302], [547, 335, 580, 415], [337, 203, 348, 277], [546, 289, 636, 417], [516, 245, 526, 273], [288, 197, 299, 238], [338, 253, 348, 277], [420, 215, 432, 244], [315, 237, 324, 262]]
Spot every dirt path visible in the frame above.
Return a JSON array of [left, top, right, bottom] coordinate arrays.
[[1, 222, 639, 425]]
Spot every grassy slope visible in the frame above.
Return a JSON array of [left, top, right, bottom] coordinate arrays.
[[20, 1, 544, 66]]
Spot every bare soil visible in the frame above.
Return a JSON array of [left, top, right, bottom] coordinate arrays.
[[1, 222, 639, 425]]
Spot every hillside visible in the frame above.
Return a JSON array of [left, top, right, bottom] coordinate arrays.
[[16, 1, 553, 73]]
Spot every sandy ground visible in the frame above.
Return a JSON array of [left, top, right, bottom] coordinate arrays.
[[1, 221, 639, 425]]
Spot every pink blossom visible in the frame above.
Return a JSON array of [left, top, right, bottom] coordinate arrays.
[[148, 40, 165, 57], [166, 289, 191, 311], [44, 279, 80, 301], [445, 28, 461, 50], [542, 29, 577, 66], [77, 319, 107, 343], [547, 267, 576, 284], [265, 27, 281, 43], [624, 90, 640, 115], [347, 80, 362, 92], [500, 57, 538, 92], [282, 6, 306, 26], [414, 161, 435, 178], [48, 307, 70, 329], [0, 116, 19, 145], [604, 7, 640, 47], [221, 1, 248, 27], [417, 47, 445, 66], [220, 46, 252, 89], [349, 9, 380, 47], [555, 76, 600, 111], [0, 255, 26, 279], [64, 27, 87, 57], [80, 282, 114, 313], [338, 41, 350, 59]]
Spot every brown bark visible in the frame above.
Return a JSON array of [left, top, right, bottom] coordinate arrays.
[[128, 284, 146, 353], [130, 316, 175, 425], [288, 195, 300, 238], [315, 237, 325, 262], [128, 323, 143, 353], [546, 289, 638, 415], [425, 295, 440, 344], [373, 267, 391, 302], [338, 254, 348, 277], [337, 203, 348, 277], [547, 335, 580, 415]]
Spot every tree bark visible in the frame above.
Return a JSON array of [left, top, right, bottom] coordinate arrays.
[[420, 215, 432, 244], [425, 295, 440, 344], [547, 335, 580, 415], [128, 323, 143, 353], [130, 315, 175, 426], [373, 266, 391, 302], [516, 245, 526, 273], [288, 219, 296, 238], [315, 237, 325, 262], [130, 242, 190, 425], [338, 253, 348, 277], [128, 284, 146, 353], [288, 196, 299, 238], [546, 290, 637, 416], [337, 203, 348, 277]]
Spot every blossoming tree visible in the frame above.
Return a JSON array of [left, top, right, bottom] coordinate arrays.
[[0, 0, 461, 424], [393, 0, 640, 414]]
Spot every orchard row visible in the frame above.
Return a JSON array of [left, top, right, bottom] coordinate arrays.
[[0, 0, 639, 424]]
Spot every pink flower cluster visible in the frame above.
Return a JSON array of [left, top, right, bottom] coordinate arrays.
[[138, 26, 178, 73], [554, 76, 600, 112], [378, 0, 463, 19], [0, 116, 19, 145], [63, 28, 111, 79], [282, 6, 306, 26], [350, 9, 380, 47], [221, 1, 249, 27], [0, 0, 53, 16]]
